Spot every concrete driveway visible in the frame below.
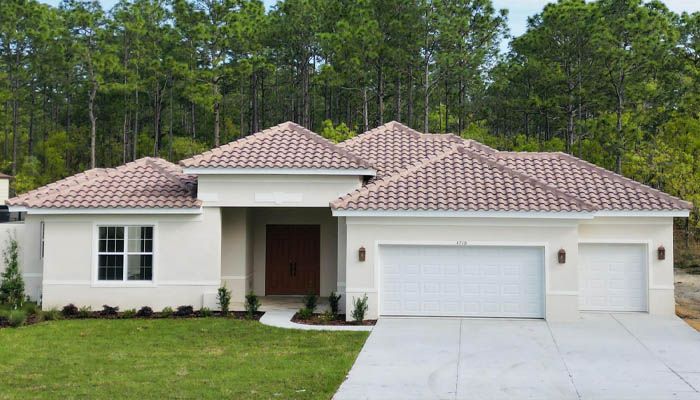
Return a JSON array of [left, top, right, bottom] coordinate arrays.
[[334, 313, 700, 400]]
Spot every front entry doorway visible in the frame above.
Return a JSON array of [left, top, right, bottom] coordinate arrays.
[[265, 225, 321, 295]]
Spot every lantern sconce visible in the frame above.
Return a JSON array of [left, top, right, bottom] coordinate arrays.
[[658, 245, 666, 260], [359, 246, 366, 262], [558, 248, 566, 264]]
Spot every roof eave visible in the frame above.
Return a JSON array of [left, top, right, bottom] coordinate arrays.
[[182, 167, 377, 177], [331, 209, 595, 219], [8, 206, 203, 215]]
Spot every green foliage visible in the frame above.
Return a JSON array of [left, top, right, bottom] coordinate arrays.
[[297, 307, 313, 320], [122, 309, 136, 318], [0, 234, 24, 309], [217, 285, 231, 316], [62, 304, 79, 317], [43, 308, 62, 321], [303, 293, 318, 312], [136, 306, 154, 318], [175, 305, 194, 317], [160, 306, 174, 318], [100, 305, 119, 317], [8, 310, 27, 327], [351, 294, 368, 323], [320, 120, 356, 143], [78, 306, 92, 319], [198, 307, 212, 317], [328, 291, 342, 316], [22, 302, 39, 317], [244, 291, 260, 318]]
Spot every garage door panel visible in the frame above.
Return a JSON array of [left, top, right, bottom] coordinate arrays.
[[380, 245, 545, 318], [579, 243, 647, 312]]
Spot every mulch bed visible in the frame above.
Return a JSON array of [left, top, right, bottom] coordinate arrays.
[[0, 310, 264, 329], [291, 312, 376, 326]]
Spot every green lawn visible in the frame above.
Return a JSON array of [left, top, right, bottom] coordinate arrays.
[[0, 318, 369, 399]]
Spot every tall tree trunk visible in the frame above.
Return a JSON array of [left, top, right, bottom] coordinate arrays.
[[458, 77, 464, 133], [12, 97, 18, 176], [362, 86, 369, 133], [395, 76, 401, 122], [251, 70, 259, 133], [302, 61, 310, 128], [408, 69, 414, 128], [423, 59, 430, 134], [28, 88, 35, 156], [89, 81, 97, 169], [444, 78, 449, 133], [133, 89, 139, 161], [213, 80, 220, 146], [377, 64, 384, 125]]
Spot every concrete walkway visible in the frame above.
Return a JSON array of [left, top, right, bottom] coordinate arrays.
[[334, 313, 700, 400]]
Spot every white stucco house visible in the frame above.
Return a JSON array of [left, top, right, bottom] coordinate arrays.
[[3, 121, 692, 321]]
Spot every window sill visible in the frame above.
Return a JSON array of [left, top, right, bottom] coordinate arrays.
[[91, 281, 157, 288]]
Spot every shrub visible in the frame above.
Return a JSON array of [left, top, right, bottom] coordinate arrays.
[[297, 307, 313, 320], [199, 307, 212, 317], [351, 294, 369, 323], [160, 306, 173, 317], [175, 305, 194, 317], [62, 303, 79, 317], [303, 293, 318, 312], [23, 302, 39, 317], [100, 305, 119, 317], [245, 291, 260, 318], [8, 310, 26, 327], [78, 306, 92, 319], [43, 307, 61, 321], [319, 310, 335, 323], [0, 234, 24, 309], [0, 309, 8, 324], [136, 306, 154, 318], [217, 285, 231, 316], [122, 309, 137, 318], [328, 291, 342, 316]]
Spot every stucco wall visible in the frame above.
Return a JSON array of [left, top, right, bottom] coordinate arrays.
[[343, 217, 581, 321], [40, 208, 222, 310], [197, 174, 362, 207], [251, 207, 338, 296], [221, 208, 254, 307], [578, 217, 675, 315], [0, 219, 42, 300], [0, 179, 9, 203]]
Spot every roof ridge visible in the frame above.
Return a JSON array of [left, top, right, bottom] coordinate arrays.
[[459, 148, 595, 212], [282, 122, 375, 169], [144, 158, 196, 196], [553, 152, 693, 209], [331, 144, 463, 209]]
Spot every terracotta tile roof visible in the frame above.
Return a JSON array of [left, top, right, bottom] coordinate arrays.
[[496, 152, 692, 211], [180, 121, 374, 171], [338, 121, 496, 177], [332, 145, 592, 212], [6, 157, 200, 209]]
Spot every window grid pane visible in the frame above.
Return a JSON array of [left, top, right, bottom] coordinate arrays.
[[98, 226, 152, 282]]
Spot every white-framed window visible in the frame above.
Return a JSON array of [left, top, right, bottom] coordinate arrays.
[[97, 226, 153, 281], [39, 221, 45, 259]]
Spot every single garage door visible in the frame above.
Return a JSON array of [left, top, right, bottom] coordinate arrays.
[[579, 243, 647, 312], [380, 245, 545, 318]]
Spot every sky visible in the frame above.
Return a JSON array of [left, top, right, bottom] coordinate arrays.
[[37, 0, 700, 42]]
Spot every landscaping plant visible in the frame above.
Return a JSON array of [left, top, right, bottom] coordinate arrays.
[[175, 305, 194, 317], [329, 291, 342, 316], [297, 307, 313, 320], [245, 291, 260, 318], [62, 304, 79, 318], [136, 306, 153, 318], [78, 306, 92, 319], [217, 285, 231, 316], [351, 294, 368, 323], [8, 310, 27, 327], [122, 309, 136, 318], [100, 305, 119, 317], [303, 293, 318, 312], [199, 307, 212, 317], [43, 308, 62, 321], [0, 235, 24, 309], [160, 306, 173, 317]]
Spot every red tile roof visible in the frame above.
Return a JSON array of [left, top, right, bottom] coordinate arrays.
[[7, 158, 200, 209], [337, 121, 495, 177], [332, 145, 592, 212], [180, 121, 373, 171]]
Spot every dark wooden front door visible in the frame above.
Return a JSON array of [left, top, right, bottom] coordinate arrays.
[[265, 225, 320, 295]]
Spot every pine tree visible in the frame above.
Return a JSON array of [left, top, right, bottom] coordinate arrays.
[[0, 233, 24, 309]]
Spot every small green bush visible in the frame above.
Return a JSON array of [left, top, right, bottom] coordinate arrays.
[[22, 302, 39, 316], [136, 306, 153, 318], [245, 291, 260, 318], [351, 294, 368, 323], [8, 310, 26, 327], [122, 309, 136, 318], [319, 310, 335, 323], [199, 307, 212, 317], [217, 285, 231, 316], [297, 307, 313, 320], [43, 307, 62, 321], [78, 306, 92, 319], [100, 305, 119, 317], [328, 291, 342, 316], [303, 293, 318, 312], [62, 303, 79, 318], [160, 306, 173, 318], [175, 305, 194, 317], [0, 235, 24, 309]]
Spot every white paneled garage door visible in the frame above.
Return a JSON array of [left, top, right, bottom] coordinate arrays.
[[579, 243, 647, 312], [380, 245, 545, 318]]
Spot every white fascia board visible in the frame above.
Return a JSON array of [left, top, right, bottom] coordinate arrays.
[[16, 207, 203, 215], [182, 167, 376, 177], [331, 209, 594, 219], [593, 210, 690, 218]]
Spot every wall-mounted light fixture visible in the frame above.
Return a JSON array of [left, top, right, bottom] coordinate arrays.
[[558, 248, 566, 264], [658, 245, 666, 260], [359, 246, 366, 262]]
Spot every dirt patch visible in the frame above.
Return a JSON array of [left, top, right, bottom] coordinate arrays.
[[292, 313, 376, 326], [675, 268, 700, 331]]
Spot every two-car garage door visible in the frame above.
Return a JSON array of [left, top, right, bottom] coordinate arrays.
[[380, 245, 545, 318]]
